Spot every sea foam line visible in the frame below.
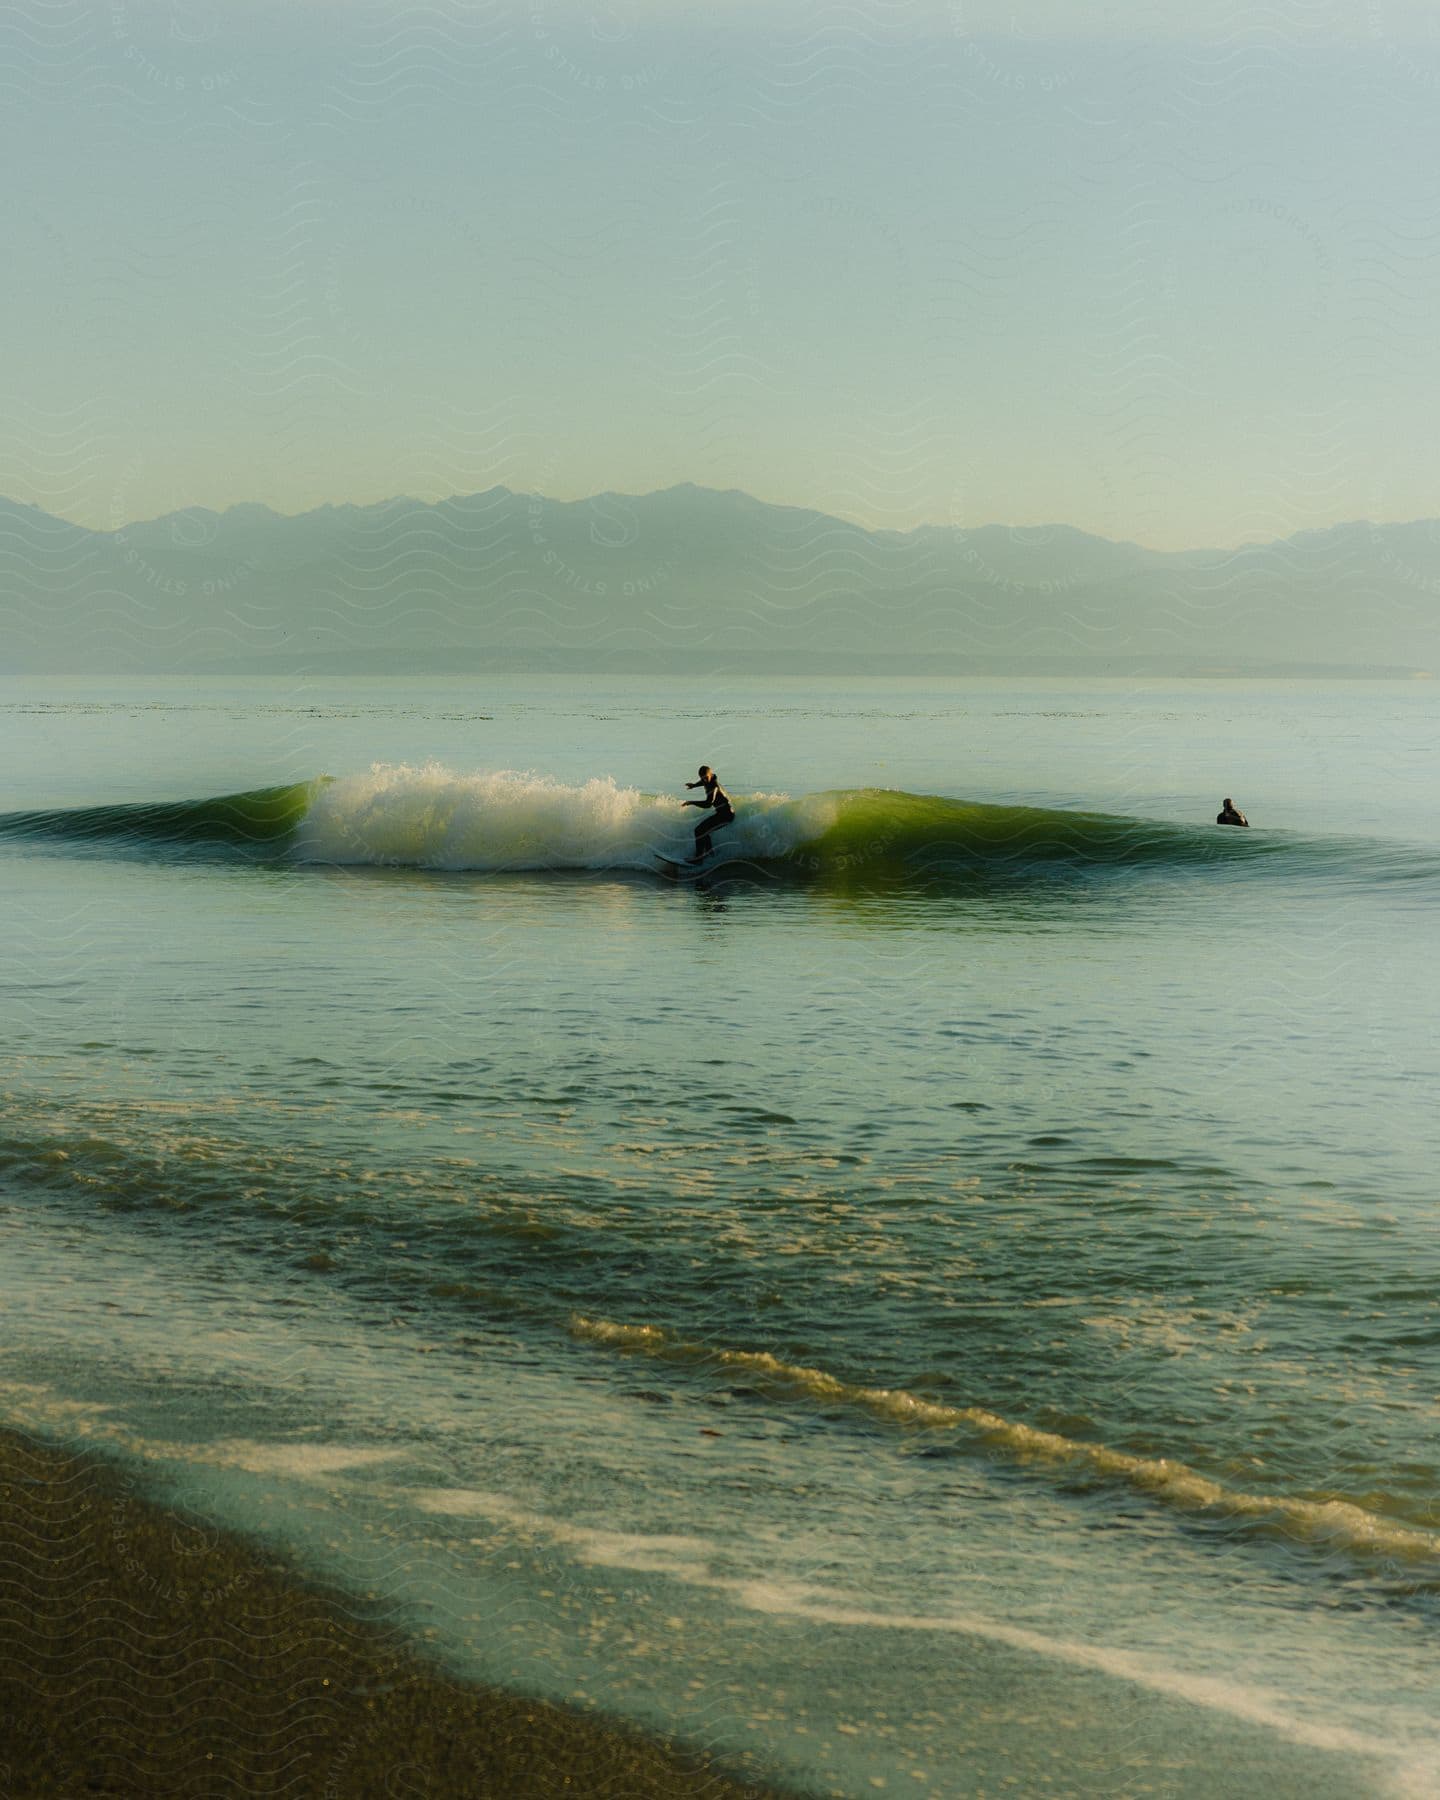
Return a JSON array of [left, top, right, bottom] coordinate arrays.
[[411, 1479, 1432, 1791], [569, 1316, 1440, 1565]]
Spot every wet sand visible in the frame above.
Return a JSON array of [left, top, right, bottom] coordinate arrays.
[[0, 1429, 790, 1798]]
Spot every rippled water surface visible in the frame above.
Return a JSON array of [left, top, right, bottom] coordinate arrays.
[[2, 675, 1437, 1798]]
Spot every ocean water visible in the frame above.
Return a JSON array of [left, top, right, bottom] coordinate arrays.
[[2, 674, 1437, 1798]]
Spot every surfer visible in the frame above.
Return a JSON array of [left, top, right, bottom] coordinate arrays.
[[1216, 797, 1249, 828], [682, 766, 735, 863]]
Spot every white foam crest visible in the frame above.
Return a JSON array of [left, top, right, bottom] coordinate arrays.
[[205, 1440, 406, 1479], [294, 763, 823, 872], [412, 1487, 716, 1579], [569, 1317, 1440, 1565]]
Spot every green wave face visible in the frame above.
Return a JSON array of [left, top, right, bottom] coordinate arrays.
[[0, 781, 323, 855], [801, 789, 1282, 880]]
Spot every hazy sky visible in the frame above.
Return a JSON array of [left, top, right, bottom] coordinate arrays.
[[6, 0, 1440, 547]]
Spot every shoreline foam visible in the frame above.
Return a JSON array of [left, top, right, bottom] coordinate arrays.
[[0, 1427, 789, 1799]]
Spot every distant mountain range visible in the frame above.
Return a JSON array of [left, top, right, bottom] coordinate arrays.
[[2, 486, 1437, 676]]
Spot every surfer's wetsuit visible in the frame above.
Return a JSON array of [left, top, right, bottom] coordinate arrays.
[[685, 770, 735, 861], [1216, 799, 1249, 828]]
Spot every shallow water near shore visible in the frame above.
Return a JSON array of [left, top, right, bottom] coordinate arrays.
[[2, 674, 1438, 1797]]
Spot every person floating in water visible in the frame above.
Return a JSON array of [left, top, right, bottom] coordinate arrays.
[[1216, 797, 1249, 828], [682, 765, 735, 862]]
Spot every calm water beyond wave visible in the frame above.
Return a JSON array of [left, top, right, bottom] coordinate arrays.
[[2, 675, 1437, 1798]]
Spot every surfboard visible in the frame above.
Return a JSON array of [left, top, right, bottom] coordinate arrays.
[[655, 855, 703, 880]]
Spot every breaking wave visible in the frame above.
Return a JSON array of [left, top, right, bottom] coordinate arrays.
[[0, 763, 1424, 886]]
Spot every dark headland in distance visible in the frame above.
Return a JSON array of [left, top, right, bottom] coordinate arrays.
[[0, 1427, 791, 1800], [3, 486, 1437, 678]]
